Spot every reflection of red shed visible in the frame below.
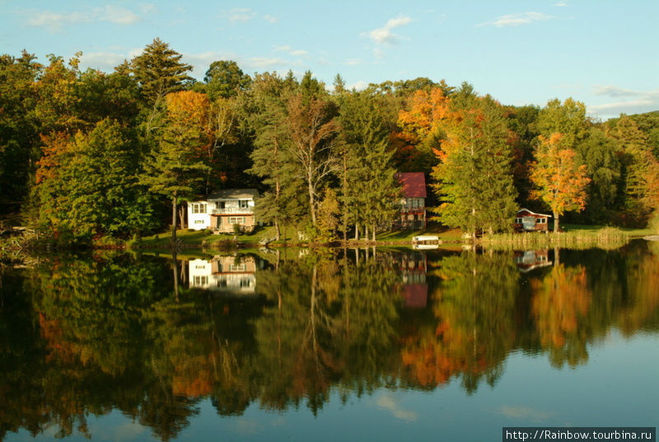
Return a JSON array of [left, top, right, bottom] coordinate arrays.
[[514, 208, 551, 232], [403, 284, 428, 308]]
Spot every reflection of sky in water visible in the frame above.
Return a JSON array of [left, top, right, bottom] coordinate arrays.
[[8, 331, 656, 442]]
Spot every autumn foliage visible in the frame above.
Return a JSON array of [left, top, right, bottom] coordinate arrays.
[[530, 133, 591, 231]]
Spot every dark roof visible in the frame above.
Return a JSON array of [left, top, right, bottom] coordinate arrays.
[[396, 173, 427, 198], [206, 189, 259, 200]]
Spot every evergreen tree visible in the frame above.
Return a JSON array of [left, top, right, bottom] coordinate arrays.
[[338, 91, 399, 240], [141, 92, 211, 244], [130, 38, 193, 107], [433, 95, 518, 236]]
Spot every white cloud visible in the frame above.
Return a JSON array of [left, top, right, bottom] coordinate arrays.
[[589, 86, 659, 117], [140, 4, 157, 15], [225, 8, 255, 23], [72, 47, 295, 79], [264, 14, 278, 23], [376, 394, 418, 422], [100, 5, 140, 24], [274, 45, 308, 57], [478, 12, 554, 28], [498, 406, 553, 422], [26, 5, 145, 31], [554, 1, 568, 6], [80, 51, 131, 71], [344, 58, 362, 66], [594, 85, 658, 99], [364, 16, 412, 44], [347, 80, 369, 91], [242, 57, 290, 70]]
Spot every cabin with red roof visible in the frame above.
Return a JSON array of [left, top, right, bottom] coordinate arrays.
[[514, 208, 552, 232], [396, 172, 427, 230]]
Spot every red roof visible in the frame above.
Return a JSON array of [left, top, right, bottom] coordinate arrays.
[[397, 172, 427, 198]]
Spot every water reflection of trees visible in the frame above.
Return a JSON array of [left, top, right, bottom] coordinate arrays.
[[0, 243, 658, 440]]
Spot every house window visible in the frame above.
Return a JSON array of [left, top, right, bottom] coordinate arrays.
[[515, 218, 523, 224], [228, 217, 246, 225], [239, 200, 249, 209], [538, 218, 546, 224], [194, 276, 208, 286], [194, 220, 205, 224], [240, 278, 252, 288], [230, 263, 246, 272], [192, 203, 207, 214]]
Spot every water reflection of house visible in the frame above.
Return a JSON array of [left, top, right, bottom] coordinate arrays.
[[395, 253, 428, 308], [189, 255, 260, 294], [514, 250, 553, 273]]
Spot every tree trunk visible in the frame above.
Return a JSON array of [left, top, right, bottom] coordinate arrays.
[[354, 223, 359, 241], [553, 211, 559, 233], [178, 205, 186, 230], [372, 224, 376, 242], [172, 251, 179, 303], [274, 219, 281, 241], [342, 155, 348, 242], [364, 225, 369, 241], [308, 170, 316, 226], [171, 194, 178, 245]]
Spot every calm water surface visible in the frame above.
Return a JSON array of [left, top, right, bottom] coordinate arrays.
[[1, 241, 657, 441]]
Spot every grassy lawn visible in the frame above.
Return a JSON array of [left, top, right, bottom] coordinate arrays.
[[130, 226, 278, 249], [377, 226, 464, 242], [562, 224, 653, 237], [130, 222, 654, 250]]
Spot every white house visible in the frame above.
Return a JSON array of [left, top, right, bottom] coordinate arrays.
[[188, 189, 258, 233]]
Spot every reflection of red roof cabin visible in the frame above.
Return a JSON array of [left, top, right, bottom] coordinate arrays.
[[396, 253, 428, 308], [514, 208, 551, 232], [514, 250, 553, 272], [396, 173, 427, 230]]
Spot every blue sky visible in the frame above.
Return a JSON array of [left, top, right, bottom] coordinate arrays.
[[2, 0, 657, 119]]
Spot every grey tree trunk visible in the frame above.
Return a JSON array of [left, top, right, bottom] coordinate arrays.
[[171, 194, 178, 245]]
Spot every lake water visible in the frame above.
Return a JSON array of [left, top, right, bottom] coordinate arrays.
[[1, 241, 657, 441]]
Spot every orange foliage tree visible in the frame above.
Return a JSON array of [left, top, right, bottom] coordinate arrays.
[[396, 88, 450, 171], [531, 264, 592, 368], [530, 133, 590, 232]]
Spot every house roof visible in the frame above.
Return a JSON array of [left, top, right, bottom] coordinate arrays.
[[396, 172, 427, 198], [517, 208, 552, 218], [206, 189, 259, 200]]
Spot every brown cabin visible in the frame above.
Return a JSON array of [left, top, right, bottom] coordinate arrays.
[[514, 208, 551, 232]]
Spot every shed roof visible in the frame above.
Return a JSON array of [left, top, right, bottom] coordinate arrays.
[[396, 172, 427, 198], [517, 208, 552, 218], [206, 189, 259, 200]]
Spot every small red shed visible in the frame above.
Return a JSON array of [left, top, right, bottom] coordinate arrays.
[[514, 208, 552, 232]]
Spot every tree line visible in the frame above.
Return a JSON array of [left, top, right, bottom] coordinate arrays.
[[1, 38, 658, 243]]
